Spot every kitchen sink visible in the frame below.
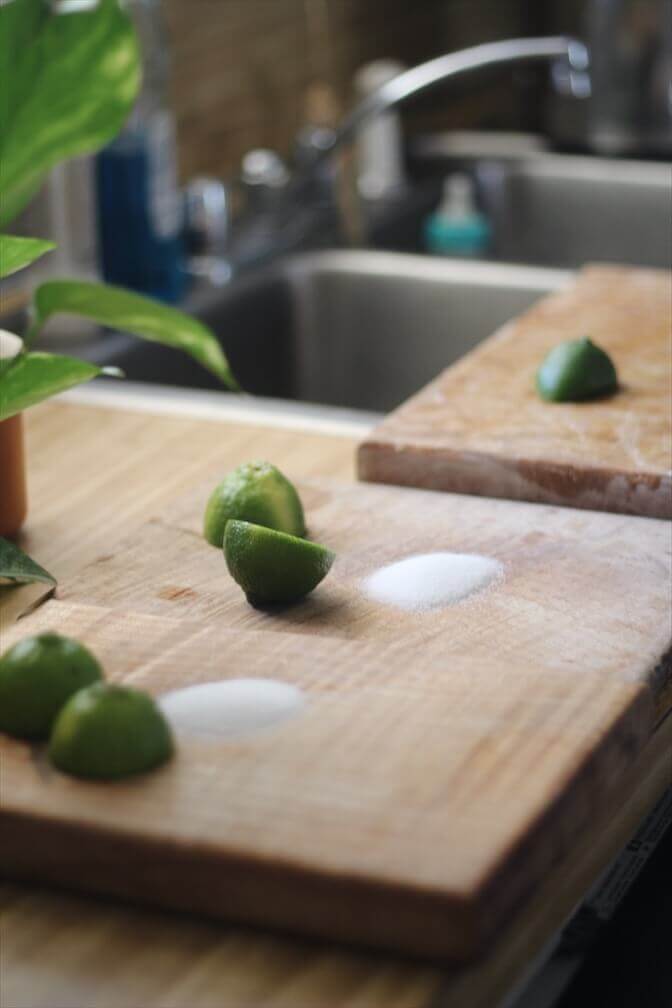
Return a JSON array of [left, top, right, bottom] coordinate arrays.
[[480, 155, 672, 269], [100, 251, 569, 413], [371, 148, 672, 270]]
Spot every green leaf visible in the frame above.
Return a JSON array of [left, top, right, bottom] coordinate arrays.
[[0, 0, 141, 225], [0, 537, 56, 587], [0, 351, 119, 422], [31, 281, 239, 389], [0, 234, 56, 279]]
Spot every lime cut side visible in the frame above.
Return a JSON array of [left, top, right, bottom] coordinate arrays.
[[224, 520, 335, 605], [203, 461, 306, 547], [48, 683, 174, 780], [536, 337, 618, 402], [0, 633, 103, 740]]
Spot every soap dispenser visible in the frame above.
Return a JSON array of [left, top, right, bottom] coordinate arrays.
[[424, 173, 490, 258]]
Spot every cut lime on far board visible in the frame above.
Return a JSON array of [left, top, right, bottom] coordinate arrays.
[[536, 337, 618, 402]]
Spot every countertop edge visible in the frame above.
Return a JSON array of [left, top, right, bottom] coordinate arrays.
[[57, 380, 380, 439]]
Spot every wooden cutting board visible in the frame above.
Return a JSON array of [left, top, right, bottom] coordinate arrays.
[[358, 266, 672, 519], [2, 477, 670, 960]]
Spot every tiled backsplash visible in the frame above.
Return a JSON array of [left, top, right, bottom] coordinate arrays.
[[164, 0, 535, 182]]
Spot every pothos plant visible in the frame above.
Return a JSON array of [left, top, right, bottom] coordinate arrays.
[[0, 0, 237, 587]]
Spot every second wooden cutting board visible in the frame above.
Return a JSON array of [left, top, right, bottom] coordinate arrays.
[[359, 265, 672, 518], [2, 477, 667, 959]]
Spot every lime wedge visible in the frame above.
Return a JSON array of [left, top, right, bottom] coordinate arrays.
[[536, 337, 618, 402], [0, 633, 102, 740], [224, 520, 335, 606], [49, 683, 173, 780], [203, 462, 306, 547]]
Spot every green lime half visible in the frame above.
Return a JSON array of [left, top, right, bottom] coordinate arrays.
[[224, 520, 335, 606], [48, 683, 174, 780], [536, 337, 618, 402], [203, 461, 306, 547], [0, 633, 103, 740]]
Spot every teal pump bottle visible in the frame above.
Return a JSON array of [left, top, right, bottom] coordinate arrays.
[[424, 173, 490, 258]]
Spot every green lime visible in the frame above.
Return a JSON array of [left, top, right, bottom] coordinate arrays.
[[0, 633, 103, 740], [48, 683, 173, 780], [224, 519, 335, 606], [536, 337, 618, 402], [203, 461, 306, 547]]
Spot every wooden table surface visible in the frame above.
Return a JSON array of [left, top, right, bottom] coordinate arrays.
[[1, 386, 670, 1008]]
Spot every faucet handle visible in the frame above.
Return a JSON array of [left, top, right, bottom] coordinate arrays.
[[241, 149, 290, 212], [184, 176, 230, 256], [183, 176, 233, 285]]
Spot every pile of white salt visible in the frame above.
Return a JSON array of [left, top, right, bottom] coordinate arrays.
[[160, 678, 305, 740], [362, 552, 503, 612]]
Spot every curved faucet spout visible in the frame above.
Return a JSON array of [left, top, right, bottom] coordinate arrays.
[[315, 36, 588, 166], [219, 36, 590, 277]]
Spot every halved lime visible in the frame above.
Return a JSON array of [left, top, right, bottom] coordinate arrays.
[[224, 520, 335, 606], [203, 462, 306, 547], [48, 683, 174, 780], [536, 337, 618, 402], [0, 633, 102, 740]]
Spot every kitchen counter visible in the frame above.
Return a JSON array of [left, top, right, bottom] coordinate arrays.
[[1, 383, 670, 1008]]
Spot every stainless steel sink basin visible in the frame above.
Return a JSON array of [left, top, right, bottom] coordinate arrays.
[[375, 146, 672, 270], [480, 155, 672, 269], [102, 251, 569, 413]]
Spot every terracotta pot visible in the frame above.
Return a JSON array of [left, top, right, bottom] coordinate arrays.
[[0, 414, 28, 538]]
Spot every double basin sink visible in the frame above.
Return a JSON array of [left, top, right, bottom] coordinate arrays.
[[98, 147, 669, 415]]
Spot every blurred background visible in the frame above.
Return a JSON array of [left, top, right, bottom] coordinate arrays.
[[160, 0, 669, 179], [4, 0, 671, 410], [166, 0, 568, 182]]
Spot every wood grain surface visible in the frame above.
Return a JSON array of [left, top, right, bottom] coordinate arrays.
[[1, 395, 671, 1008], [359, 266, 672, 518], [1, 397, 357, 626], [3, 713, 670, 1008], [3, 472, 670, 958], [60, 474, 672, 720], [0, 598, 665, 962]]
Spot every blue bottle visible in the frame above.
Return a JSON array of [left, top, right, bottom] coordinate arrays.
[[96, 0, 185, 303]]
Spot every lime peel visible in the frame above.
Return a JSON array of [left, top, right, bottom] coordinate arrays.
[[224, 520, 334, 606], [48, 682, 174, 780], [0, 633, 102, 740], [536, 337, 618, 403], [204, 461, 306, 547]]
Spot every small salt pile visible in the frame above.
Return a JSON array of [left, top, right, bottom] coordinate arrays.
[[160, 678, 305, 740], [362, 552, 503, 612]]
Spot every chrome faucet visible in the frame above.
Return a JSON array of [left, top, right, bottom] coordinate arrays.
[[188, 36, 587, 278], [303, 37, 588, 174], [304, 36, 588, 243]]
